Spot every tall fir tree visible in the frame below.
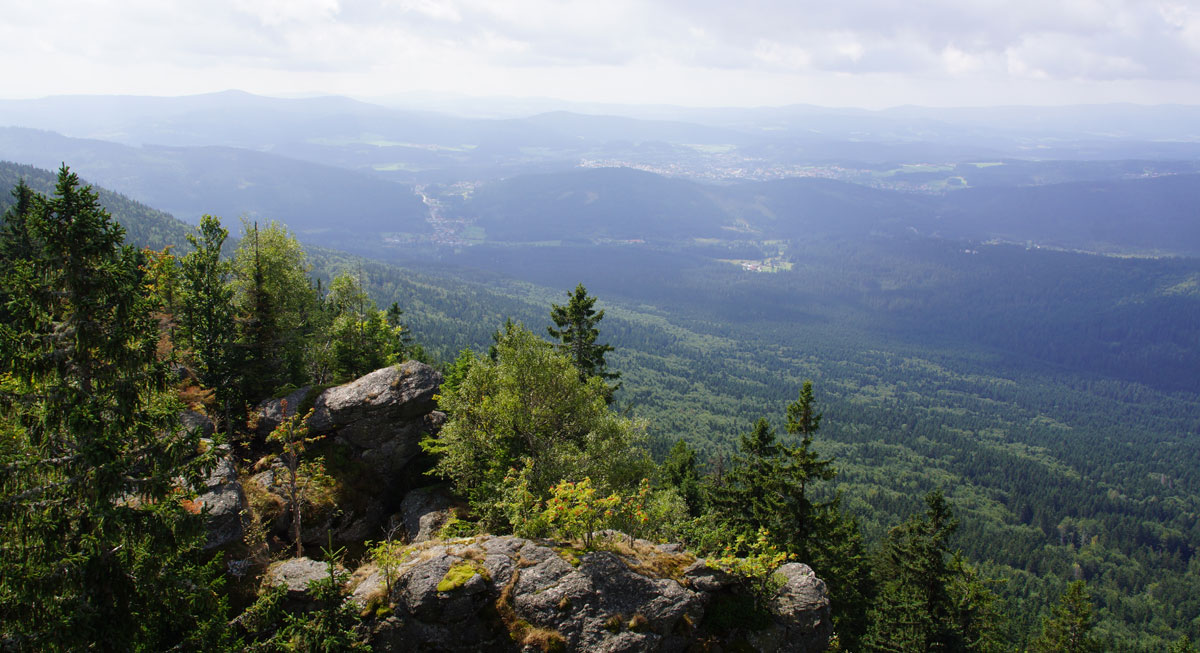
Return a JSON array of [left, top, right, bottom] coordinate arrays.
[[864, 490, 1002, 653], [235, 223, 284, 403], [0, 167, 229, 650], [1032, 581, 1102, 653], [547, 283, 619, 396], [178, 215, 237, 428], [325, 271, 404, 383], [231, 219, 319, 401], [710, 382, 872, 648], [0, 179, 37, 326]]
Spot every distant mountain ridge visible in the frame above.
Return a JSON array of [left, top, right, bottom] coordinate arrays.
[[0, 160, 190, 251], [459, 166, 1200, 256], [0, 128, 430, 243]]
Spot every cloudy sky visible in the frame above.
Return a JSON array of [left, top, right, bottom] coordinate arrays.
[[4, 0, 1200, 108]]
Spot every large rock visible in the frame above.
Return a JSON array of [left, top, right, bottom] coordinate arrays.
[[748, 563, 834, 653], [194, 445, 247, 550], [258, 363, 443, 485], [265, 556, 348, 613], [398, 486, 461, 544], [309, 362, 440, 436], [250, 363, 445, 549], [180, 409, 216, 438], [267, 557, 333, 597], [359, 534, 832, 652], [254, 386, 312, 439]]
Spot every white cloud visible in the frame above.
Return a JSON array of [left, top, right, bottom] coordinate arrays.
[[233, 0, 341, 26], [1, 0, 1199, 106]]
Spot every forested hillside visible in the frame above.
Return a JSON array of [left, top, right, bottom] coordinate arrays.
[[3, 163, 1199, 650]]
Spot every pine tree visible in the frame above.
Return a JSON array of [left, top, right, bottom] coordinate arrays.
[[179, 215, 237, 430], [711, 417, 785, 542], [1032, 581, 1102, 653], [326, 272, 404, 382], [547, 283, 619, 396], [781, 380, 836, 557], [231, 219, 319, 400], [711, 382, 872, 648], [236, 223, 284, 401], [0, 179, 37, 326], [661, 439, 704, 516], [0, 166, 229, 650], [865, 490, 1002, 652]]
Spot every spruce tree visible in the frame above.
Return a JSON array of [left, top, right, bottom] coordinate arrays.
[[547, 283, 619, 395], [179, 215, 237, 431], [864, 490, 1002, 652], [1032, 581, 1102, 653], [231, 220, 319, 400], [781, 380, 836, 557], [661, 439, 704, 516], [710, 382, 872, 648], [0, 167, 229, 650], [0, 179, 37, 326], [711, 417, 785, 541]]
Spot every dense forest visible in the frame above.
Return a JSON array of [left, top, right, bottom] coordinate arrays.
[[2, 164, 1200, 651]]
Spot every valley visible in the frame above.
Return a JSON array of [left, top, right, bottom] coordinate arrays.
[[3, 93, 1200, 650]]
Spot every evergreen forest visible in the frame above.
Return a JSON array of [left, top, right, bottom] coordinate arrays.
[[2, 161, 1200, 652]]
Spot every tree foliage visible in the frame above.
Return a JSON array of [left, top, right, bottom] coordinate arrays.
[[232, 220, 319, 400], [864, 490, 1002, 652], [547, 283, 619, 396], [1032, 581, 1102, 653], [0, 166, 229, 650], [425, 323, 650, 530], [325, 272, 405, 383]]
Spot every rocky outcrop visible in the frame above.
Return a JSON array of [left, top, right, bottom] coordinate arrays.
[[195, 444, 247, 550], [351, 535, 832, 652], [247, 363, 446, 549], [745, 563, 833, 652], [254, 386, 313, 440], [309, 363, 443, 486], [180, 409, 216, 438], [398, 486, 462, 543], [256, 363, 443, 488], [267, 557, 335, 597], [309, 362, 440, 434]]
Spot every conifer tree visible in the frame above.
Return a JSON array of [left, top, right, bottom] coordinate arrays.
[[0, 166, 229, 650], [864, 490, 1002, 652], [711, 417, 785, 540], [710, 382, 872, 648], [661, 439, 704, 516], [547, 283, 619, 395], [179, 215, 237, 430], [232, 219, 319, 400], [1032, 581, 1102, 653], [0, 179, 36, 327], [427, 323, 649, 530], [326, 271, 404, 382], [781, 380, 836, 557]]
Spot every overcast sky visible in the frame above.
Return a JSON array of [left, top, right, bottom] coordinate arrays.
[[4, 0, 1200, 108]]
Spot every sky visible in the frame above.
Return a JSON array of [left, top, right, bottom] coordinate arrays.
[[3, 0, 1200, 109]]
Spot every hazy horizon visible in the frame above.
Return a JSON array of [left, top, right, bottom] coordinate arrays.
[[5, 1, 1200, 110]]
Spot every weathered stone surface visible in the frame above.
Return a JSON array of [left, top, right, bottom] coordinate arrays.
[[266, 557, 340, 599], [747, 563, 835, 653], [251, 363, 446, 548], [309, 362, 441, 439], [255, 386, 311, 439], [180, 409, 215, 438], [398, 486, 460, 543], [681, 559, 733, 593], [361, 534, 832, 652], [195, 445, 246, 550]]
